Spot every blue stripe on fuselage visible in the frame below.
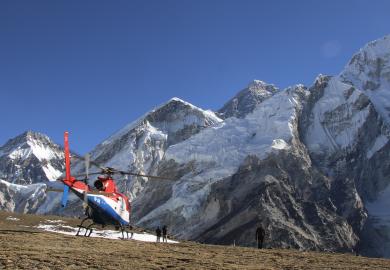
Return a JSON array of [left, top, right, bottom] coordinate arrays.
[[87, 195, 129, 226]]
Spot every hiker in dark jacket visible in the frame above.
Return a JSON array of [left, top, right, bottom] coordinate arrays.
[[127, 225, 134, 239], [156, 226, 162, 242], [162, 225, 168, 242], [256, 225, 265, 249]]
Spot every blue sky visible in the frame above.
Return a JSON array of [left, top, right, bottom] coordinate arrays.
[[1, 0, 389, 153]]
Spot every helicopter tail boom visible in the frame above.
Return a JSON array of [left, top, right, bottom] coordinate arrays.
[[64, 131, 71, 181], [61, 131, 72, 207]]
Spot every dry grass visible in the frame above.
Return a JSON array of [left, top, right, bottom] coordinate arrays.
[[0, 211, 389, 270]]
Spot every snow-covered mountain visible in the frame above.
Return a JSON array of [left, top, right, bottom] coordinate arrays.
[[71, 97, 222, 201], [2, 35, 390, 257], [134, 84, 363, 252], [0, 131, 64, 184], [0, 131, 64, 213]]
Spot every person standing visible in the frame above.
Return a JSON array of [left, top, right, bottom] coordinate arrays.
[[156, 226, 162, 242], [128, 225, 134, 239], [256, 225, 265, 249], [162, 225, 168, 243]]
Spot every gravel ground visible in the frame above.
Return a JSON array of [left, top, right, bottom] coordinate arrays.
[[0, 211, 389, 270]]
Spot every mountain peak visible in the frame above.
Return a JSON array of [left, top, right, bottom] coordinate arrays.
[[361, 34, 390, 57], [0, 131, 52, 153], [156, 97, 200, 112], [339, 34, 390, 123], [99, 96, 222, 149], [340, 34, 390, 91], [168, 97, 188, 104], [24, 131, 52, 143], [0, 131, 64, 184], [247, 80, 278, 91], [218, 80, 279, 119]]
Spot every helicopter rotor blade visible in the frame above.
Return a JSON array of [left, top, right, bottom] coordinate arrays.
[[72, 172, 102, 178], [46, 188, 64, 193], [118, 171, 172, 180], [70, 154, 105, 171]]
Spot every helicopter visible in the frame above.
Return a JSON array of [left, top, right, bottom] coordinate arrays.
[[49, 131, 171, 238]]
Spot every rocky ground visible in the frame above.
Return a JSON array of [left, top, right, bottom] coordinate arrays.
[[0, 211, 389, 270]]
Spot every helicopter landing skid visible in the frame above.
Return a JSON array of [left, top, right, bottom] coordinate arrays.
[[76, 217, 94, 237]]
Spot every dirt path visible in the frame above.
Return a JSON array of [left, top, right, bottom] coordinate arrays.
[[0, 211, 389, 270]]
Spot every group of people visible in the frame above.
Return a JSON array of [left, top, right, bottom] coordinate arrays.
[[155, 225, 168, 242], [126, 222, 264, 248], [154, 224, 264, 248]]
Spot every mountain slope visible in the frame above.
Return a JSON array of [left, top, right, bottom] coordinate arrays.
[[0, 131, 64, 184], [340, 34, 390, 123], [0, 179, 46, 213], [0, 131, 64, 213]]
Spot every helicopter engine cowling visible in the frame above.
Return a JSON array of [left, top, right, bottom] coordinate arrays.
[[94, 179, 104, 190]]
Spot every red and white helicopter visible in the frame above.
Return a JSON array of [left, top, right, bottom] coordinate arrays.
[[51, 131, 170, 238]]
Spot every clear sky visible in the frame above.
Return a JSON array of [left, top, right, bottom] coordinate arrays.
[[1, 0, 389, 153]]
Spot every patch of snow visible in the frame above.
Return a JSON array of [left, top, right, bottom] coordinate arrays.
[[0, 179, 46, 194], [6, 216, 20, 221], [45, 219, 64, 224], [305, 78, 370, 154], [42, 164, 63, 181], [367, 135, 388, 159], [8, 147, 32, 160], [271, 139, 289, 150], [363, 89, 390, 123], [36, 223, 178, 243], [28, 139, 58, 162]]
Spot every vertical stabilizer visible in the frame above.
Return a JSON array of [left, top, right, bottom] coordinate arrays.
[[64, 131, 71, 181], [62, 131, 71, 207]]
